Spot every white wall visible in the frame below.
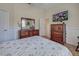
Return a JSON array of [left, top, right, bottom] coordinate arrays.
[[44, 4, 79, 46], [0, 3, 45, 40], [13, 4, 45, 39]]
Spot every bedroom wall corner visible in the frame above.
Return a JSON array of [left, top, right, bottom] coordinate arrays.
[[44, 4, 79, 46]]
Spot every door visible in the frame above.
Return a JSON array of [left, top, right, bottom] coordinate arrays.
[[39, 18, 46, 36], [0, 10, 9, 42]]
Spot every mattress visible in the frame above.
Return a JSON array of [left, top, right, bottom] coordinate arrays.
[[0, 36, 72, 56]]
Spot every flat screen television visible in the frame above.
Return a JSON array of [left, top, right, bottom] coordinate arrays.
[[53, 11, 68, 22]]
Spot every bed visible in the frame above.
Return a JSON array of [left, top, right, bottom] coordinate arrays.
[[0, 36, 72, 56]]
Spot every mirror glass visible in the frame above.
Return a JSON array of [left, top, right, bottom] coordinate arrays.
[[21, 17, 35, 30]]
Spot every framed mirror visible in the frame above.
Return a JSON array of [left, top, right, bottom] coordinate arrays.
[[21, 17, 35, 30]]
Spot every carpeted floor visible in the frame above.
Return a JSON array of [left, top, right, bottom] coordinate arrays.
[[64, 43, 79, 56]]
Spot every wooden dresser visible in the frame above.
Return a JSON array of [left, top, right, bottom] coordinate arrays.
[[51, 23, 66, 44], [18, 29, 39, 39]]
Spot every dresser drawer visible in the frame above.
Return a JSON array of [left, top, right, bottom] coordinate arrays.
[[33, 30, 39, 35], [29, 31, 33, 36], [21, 31, 29, 36], [52, 37, 63, 43], [18, 29, 39, 39], [51, 24, 63, 32], [52, 32, 63, 38]]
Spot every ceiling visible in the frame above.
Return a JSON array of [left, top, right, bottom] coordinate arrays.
[[27, 3, 61, 9], [27, 3, 67, 9], [27, 3, 79, 10]]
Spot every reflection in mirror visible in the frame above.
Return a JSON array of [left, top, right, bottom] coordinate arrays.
[[21, 17, 35, 30], [22, 19, 26, 28]]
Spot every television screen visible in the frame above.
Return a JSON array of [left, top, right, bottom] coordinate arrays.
[[53, 11, 68, 22]]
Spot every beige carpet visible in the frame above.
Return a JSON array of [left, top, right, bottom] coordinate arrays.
[[64, 43, 79, 56]]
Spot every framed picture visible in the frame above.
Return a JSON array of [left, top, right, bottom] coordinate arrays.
[[21, 17, 35, 30], [53, 11, 68, 22]]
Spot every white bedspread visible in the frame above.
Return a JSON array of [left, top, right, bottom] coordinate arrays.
[[0, 36, 72, 56]]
